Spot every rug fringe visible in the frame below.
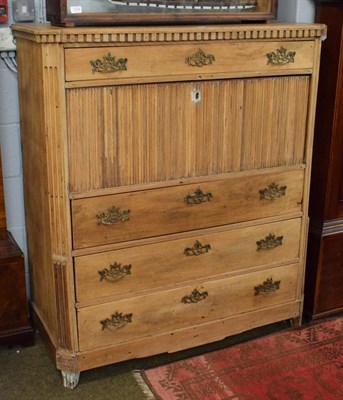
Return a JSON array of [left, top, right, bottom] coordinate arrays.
[[132, 370, 157, 400]]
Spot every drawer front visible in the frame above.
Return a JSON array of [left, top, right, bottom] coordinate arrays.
[[75, 218, 301, 303], [72, 168, 304, 249], [65, 41, 314, 82], [77, 263, 299, 351]]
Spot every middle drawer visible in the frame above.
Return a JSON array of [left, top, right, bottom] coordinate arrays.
[[72, 168, 304, 249], [75, 218, 301, 304]]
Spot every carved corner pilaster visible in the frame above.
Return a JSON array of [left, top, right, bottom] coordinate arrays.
[[53, 256, 74, 350]]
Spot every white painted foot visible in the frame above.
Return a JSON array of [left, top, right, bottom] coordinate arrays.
[[62, 371, 80, 389]]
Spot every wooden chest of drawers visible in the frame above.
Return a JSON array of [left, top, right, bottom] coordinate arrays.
[[12, 22, 325, 388]]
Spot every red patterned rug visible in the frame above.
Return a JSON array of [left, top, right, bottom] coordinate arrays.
[[134, 318, 343, 399]]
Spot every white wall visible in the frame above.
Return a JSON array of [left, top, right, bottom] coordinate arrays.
[[278, 0, 315, 23], [0, 0, 316, 299], [0, 1, 46, 296]]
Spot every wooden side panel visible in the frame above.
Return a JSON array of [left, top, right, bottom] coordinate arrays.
[[16, 39, 57, 341], [16, 38, 77, 351], [68, 76, 309, 193]]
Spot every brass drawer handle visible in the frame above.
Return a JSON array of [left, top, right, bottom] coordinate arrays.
[[90, 53, 127, 73], [99, 262, 132, 282], [256, 233, 283, 251], [182, 288, 208, 304], [267, 47, 296, 65], [259, 183, 287, 200], [184, 240, 211, 256], [184, 188, 213, 204], [100, 311, 132, 331], [96, 206, 130, 225], [186, 49, 215, 67], [254, 278, 281, 295]]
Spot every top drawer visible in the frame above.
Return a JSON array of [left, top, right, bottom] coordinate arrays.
[[65, 41, 314, 82]]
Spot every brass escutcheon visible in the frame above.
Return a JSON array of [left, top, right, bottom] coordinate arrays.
[[182, 288, 208, 304], [90, 53, 127, 73], [184, 240, 211, 256], [259, 183, 287, 200], [256, 233, 283, 251], [186, 49, 215, 67], [254, 278, 281, 295], [99, 262, 132, 282], [184, 188, 213, 204], [100, 311, 132, 331], [96, 206, 130, 225], [266, 47, 296, 65]]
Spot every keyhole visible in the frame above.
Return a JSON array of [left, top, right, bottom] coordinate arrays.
[[191, 89, 201, 104]]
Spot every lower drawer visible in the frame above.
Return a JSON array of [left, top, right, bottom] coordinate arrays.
[[77, 263, 299, 351], [75, 218, 301, 303]]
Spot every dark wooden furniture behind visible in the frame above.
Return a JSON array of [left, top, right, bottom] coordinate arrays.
[[0, 150, 34, 347], [304, 0, 343, 320]]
